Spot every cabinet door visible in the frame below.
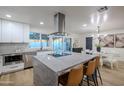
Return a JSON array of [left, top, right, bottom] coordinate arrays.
[[0, 19, 1, 42], [1, 20, 13, 42], [12, 22, 24, 43], [23, 24, 30, 43]]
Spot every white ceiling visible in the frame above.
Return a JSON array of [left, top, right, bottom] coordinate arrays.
[[0, 6, 124, 34]]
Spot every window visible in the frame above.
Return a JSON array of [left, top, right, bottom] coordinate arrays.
[[41, 34, 49, 48], [29, 32, 40, 40], [64, 38, 72, 51], [29, 32, 41, 48], [52, 37, 63, 54], [52, 37, 72, 54], [29, 32, 49, 48]]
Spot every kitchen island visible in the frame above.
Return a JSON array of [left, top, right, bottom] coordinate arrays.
[[32, 52, 96, 86]]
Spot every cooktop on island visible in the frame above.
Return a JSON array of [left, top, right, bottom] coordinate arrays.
[[48, 53, 71, 57]]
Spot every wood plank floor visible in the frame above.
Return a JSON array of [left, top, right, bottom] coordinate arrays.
[[0, 69, 33, 86], [0, 61, 124, 86], [100, 61, 124, 86]]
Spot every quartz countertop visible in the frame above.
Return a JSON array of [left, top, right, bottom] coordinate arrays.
[[33, 52, 96, 73], [0, 49, 40, 56]]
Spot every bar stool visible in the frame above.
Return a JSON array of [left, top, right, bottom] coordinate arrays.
[[83, 59, 97, 86], [95, 56, 103, 85], [58, 64, 83, 86]]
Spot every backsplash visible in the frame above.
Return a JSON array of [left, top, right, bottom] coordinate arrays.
[[0, 43, 28, 53]]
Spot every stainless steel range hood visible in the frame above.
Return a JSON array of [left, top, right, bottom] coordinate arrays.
[[50, 12, 67, 36]]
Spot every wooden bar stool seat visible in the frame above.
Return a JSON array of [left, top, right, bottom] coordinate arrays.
[[83, 59, 97, 86], [58, 64, 83, 86]]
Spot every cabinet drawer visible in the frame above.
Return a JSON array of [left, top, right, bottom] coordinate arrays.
[[2, 63, 24, 74]]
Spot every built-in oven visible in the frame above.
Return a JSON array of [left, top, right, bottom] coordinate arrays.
[[2, 54, 24, 73], [3, 54, 23, 66]]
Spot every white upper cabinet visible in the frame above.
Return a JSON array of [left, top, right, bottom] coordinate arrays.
[[0, 19, 30, 43], [23, 24, 30, 43], [0, 19, 1, 42], [11, 22, 24, 42], [1, 20, 13, 42]]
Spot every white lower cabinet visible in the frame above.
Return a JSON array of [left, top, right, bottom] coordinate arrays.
[[2, 63, 24, 74]]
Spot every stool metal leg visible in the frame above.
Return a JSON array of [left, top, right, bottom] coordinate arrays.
[[97, 67, 103, 85], [93, 69, 98, 86], [92, 74, 97, 86], [87, 76, 90, 86]]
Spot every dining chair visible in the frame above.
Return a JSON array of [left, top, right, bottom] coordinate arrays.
[[58, 64, 83, 86], [102, 54, 118, 69], [83, 59, 97, 86]]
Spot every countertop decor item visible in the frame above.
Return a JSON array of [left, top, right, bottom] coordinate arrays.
[[95, 44, 101, 52]]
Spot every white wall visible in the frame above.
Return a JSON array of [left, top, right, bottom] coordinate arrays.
[[68, 33, 83, 48], [30, 26, 53, 34], [83, 29, 124, 61]]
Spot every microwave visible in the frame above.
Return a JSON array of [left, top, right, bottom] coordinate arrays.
[[3, 54, 23, 66]]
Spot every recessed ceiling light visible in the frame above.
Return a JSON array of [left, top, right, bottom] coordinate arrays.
[[40, 22, 44, 25], [5, 14, 12, 18], [82, 24, 87, 27]]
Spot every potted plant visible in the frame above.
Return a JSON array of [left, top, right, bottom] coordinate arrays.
[[95, 44, 101, 52]]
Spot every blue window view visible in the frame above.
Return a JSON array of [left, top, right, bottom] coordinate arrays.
[[42, 40, 48, 47], [29, 32, 71, 51], [52, 37, 71, 54], [41, 34, 49, 48], [52, 37, 63, 54], [29, 32, 40, 40], [29, 32, 41, 48], [64, 38, 72, 52], [29, 40, 41, 48], [29, 32, 49, 48]]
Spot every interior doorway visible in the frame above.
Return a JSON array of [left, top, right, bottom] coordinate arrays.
[[86, 37, 93, 50]]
